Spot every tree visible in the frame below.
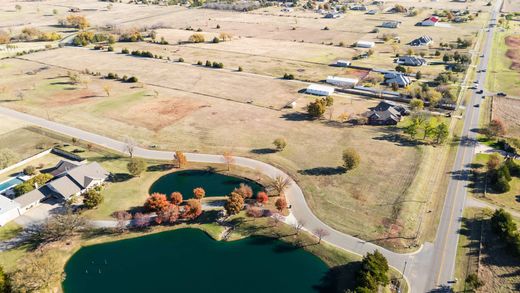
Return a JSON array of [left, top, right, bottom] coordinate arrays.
[[9, 252, 64, 293], [103, 84, 111, 97], [293, 220, 305, 235], [246, 206, 263, 219], [275, 197, 287, 212], [416, 71, 422, 80], [487, 154, 501, 171], [0, 148, 17, 169], [423, 119, 435, 140], [174, 151, 187, 168], [355, 250, 390, 292], [314, 228, 330, 244], [223, 151, 234, 171], [171, 192, 183, 205], [256, 191, 268, 205], [342, 148, 360, 171], [133, 212, 150, 229], [307, 98, 326, 118], [234, 183, 253, 200], [273, 138, 287, 151], [193, 187, 205, 200], [188, 33, 205, 43], [268, 176, 291, 196], [433, 122, 449, 144], [83, 188, 103, 209], [112, 210, 132, 232], [127, 158, 146, 177], [144, 193, 169, 212], [123, 137, 137, 157], [66, 15, 89, 30], [156, 204, 179, 224], [0, 265, 8, 293], [224, 192, 244, 215], [486, 119, 507, 138], [409, 98, 424, 111], [182, 199, 203, 220], [23, 165, 36, 175]]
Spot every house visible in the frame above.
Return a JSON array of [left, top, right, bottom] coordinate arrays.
[[409, 35, 433, 46], [14, 188, 46, 214], [306, 84, 335, 96], [382, 21, 400, 28], [324, 12, 341, 19], [396, 55, 427, 66], [326, 76, 359, 88], [350, 4, 367, 11], [421, 16, 439, 26], [365, 100, 407, 125], [47, 160, 83, 177], [48, 162, 109, 200], [356, 40, 375, 48], [0, 195, 20, 226], [384, 72, 411, 87], [335, 60, 351, 67]]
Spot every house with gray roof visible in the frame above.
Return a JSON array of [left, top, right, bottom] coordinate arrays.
[[409, 35, 433, 47], [365, 100, 407, 125], [48, 162, 109, 200], [47, 160, 83, 177], [396, 55, 427, 66], [384, 72, 412, 87]]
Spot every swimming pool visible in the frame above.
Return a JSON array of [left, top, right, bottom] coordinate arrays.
[[0, 177, 24, 193]]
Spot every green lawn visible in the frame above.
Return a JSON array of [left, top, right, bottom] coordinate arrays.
[[0, 127, 66, 161], [0, 222, 22, 241], [485, 30, 520, 96]]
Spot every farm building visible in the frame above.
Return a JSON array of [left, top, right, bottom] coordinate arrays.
[[382, 21, 400, 28], [350, 4, 367, 11], [384, 72, 411, 87], [306, 84, 335, 96], [409, 35, 433, 46], [326, 76, 359, 88], [356, 40, 375, 48], [396, 56, 427, 66], [335, 60, 351, 67], [421, 16, 439, 26]]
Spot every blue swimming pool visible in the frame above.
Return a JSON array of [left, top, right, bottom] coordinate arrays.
[[0, 177, 23, 193]]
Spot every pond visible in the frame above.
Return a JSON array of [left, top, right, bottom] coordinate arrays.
[[149, 170, 263, 199], [63, 229, 329, 293]]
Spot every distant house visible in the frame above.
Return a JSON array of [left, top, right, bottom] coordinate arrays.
[[409, 35, 433, 46], [366, 10, 377, 15], [384, 72, 411, 87], [365, 100, 407, 125], [396, 55, 427, 66], [382, 21, 400, 28], [69, 7, 80, 13], [356, 40, 375, 48], [324, 12, 341, 19], [306, 84, 335, 96], [335, 60, 351, 67], [421, 16, 439, 26], [326, 76, 359, 88], [350, 4, 367, 11]]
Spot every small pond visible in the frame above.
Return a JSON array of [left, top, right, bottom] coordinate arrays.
[[149, 170, 263, 199], [63, 228, 329, 293]]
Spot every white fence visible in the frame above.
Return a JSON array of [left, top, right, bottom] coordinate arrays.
[[0, 148, 52, 176]]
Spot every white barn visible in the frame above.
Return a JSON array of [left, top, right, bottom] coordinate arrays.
[[306, 84, 335, 96], [326, 76, 359, 88], [356, 40, 375, 48]]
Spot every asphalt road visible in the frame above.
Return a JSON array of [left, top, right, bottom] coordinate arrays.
[[0, 2, 501, 290]]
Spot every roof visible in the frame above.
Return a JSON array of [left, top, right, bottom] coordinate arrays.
[[0, 195, 20, 215], [306, 84, 335, 93], [67, 162, 109, 189], [398, 55, 427, 66], [14, 189, 45, 208], [367, 108, 401, 122], [48, 160, 82, 177], [424, 16, 439, 22], [47, 176, 82, 199], [326, 76, 359, 84]]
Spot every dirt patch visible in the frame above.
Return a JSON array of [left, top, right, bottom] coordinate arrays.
[[492, 96, 520, 137], [505, 36, 520, 71], [110, 98, 205, 131], [47, 89, 98, 107]]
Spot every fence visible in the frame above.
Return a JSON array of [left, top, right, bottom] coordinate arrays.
[[0, 148, 52, 176]]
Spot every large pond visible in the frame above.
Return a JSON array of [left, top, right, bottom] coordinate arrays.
[[63, 229, 329, 293], [149, 170, 263, 199]]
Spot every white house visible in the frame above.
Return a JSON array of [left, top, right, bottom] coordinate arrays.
[[335, 60, 351, 67], [0, 196, 20, 226], [326, 76, 359, 88], [306, 84, 335, 96], [356, 40, 375, 48], [421, 16, 439, 26]]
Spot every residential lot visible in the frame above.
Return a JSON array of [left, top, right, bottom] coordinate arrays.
[[0, 0, 494, 251]]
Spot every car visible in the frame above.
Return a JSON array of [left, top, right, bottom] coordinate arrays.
[[481, 69, 486, 72], [476, 89, 483, 94], [482, 95, 486, 99], [474, 104, 480, 108], [497, 92, 507, 96], [469, 86, 477, 90]]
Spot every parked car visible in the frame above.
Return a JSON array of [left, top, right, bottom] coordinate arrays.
[[474, 104, 480, 108], [497, 92, 507, 96], [482, 95, 486, 99], [476, 89, 483, 94]]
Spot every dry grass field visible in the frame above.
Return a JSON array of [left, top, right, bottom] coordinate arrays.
[[502, 0, 520, 13], [0, 0, 490, 251], [492, 96, 520, 137]]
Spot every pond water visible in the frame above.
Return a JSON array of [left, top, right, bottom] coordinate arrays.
[[63, 228, 329, 293], [149, 170, 263, 199]]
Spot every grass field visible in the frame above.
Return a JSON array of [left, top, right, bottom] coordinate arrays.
[[0, 221, 22, 241], [486, 28, 520, 96], [491, 96, 520, 137]]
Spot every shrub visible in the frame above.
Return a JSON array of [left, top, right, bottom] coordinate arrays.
[[205, 60, 212, 67], [238, 66, 243, 72], [188, 33, 205, 43], [197, 60, 203, 65], [23, 166, 36, 175], [282, 73, 294, 80], [107, 46, 114, 52], [212, 37, 220, 43], [84, 188, 103, 209], [178, 57, 184, 62], [126, 76, 138, 83], [121, 48, 129, 54], [273, 138, 287, 151]]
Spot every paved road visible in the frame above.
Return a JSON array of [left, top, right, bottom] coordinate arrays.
[[425, 0, 503, 290], [0, 2, 501, 291]]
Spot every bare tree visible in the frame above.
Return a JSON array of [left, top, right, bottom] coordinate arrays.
[[124, 137, 136, 157], [293, 220, 305, 235], [268, 175, 292, 196], [223, 151, 234, 171], [103, 84, 111, 97], [16, 90, 24, 101], [314, 228, 330, 244], [269, 212, 284, 228]]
